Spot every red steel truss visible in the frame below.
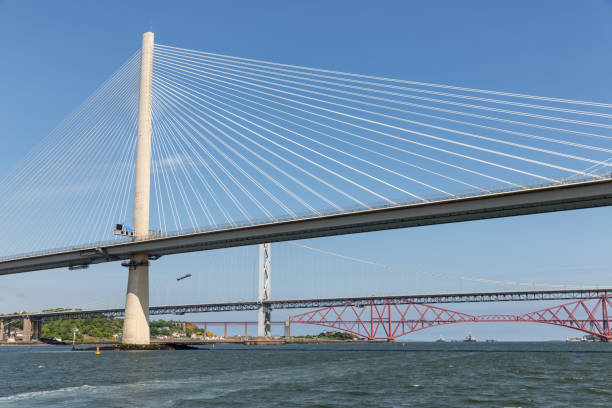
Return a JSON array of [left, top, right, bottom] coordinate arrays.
[[289, 295, 612, 340]]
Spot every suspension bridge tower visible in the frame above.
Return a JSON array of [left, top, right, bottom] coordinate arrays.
[[122, 31, 154, 344], [258, 243, 272, 337]]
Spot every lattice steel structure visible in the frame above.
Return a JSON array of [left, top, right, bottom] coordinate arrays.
[[290, 295, 612, 340]]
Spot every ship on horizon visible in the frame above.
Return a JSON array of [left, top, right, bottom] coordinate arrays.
[[436, 335, 447, 342]]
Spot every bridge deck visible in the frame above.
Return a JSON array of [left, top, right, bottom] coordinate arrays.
[[1, 178, 612, 275]]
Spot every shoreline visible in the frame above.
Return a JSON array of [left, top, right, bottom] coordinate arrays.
[[0, 338, 373, 347], [1, 339, 606, 347]]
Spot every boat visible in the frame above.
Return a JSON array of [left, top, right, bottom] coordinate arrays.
[[435, 335, 447, 342], [463, 333, 476, 342]]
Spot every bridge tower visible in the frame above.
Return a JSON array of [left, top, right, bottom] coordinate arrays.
[[122, 31, 154, 345], [258, 243, 271, 337]]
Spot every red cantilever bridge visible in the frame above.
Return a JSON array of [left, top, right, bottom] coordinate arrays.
[[290, 294, 612, 341], [3, 288, 612, 341]]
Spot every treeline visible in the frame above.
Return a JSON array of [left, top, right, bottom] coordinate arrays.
[[41, 315, 123, 341], [296, 331, 356, 340], [40, 318, 188, 341], [150, 319, 182, 337], [4, 314, 197, 341]]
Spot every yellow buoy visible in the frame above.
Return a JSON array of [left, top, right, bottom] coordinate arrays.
[[95, 346, 101, 355]]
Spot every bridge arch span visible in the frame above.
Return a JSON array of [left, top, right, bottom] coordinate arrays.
[[289, 296, 612, 341]]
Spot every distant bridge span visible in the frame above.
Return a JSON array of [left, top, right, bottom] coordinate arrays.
[[291, 295, 612, 341], [3, 288, 611, 342], [2, 287, 611, 321], [1, 178, 612, 275]]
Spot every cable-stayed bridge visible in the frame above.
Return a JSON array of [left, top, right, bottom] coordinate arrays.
[[2, 32, 612, 343], [1, 177, 611, 275]]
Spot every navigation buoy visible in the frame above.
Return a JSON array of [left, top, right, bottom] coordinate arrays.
[[95, 346, 101, 355]]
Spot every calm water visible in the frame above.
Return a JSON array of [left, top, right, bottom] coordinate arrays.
[[1, 342, 611, 407]]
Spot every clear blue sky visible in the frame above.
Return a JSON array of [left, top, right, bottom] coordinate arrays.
[[2, 0, 612, 340]]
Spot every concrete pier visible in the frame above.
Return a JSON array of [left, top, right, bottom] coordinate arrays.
[[22, 318, 32, 342], [32, 319, 42, 341], [0, 321, 4, 341], [284, 316, 291, 339], [122, 31, 154, 345]]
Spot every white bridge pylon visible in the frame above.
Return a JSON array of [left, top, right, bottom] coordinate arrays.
[[123, 32, 275, 344], [123, 32, 154, 345]]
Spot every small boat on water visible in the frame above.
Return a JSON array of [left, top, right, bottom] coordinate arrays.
[[463, 333, 476, 342]]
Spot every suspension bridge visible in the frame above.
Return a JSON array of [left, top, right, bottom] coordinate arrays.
[[2, 32, 612, 344]]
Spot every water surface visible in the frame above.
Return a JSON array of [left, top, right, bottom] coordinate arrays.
[[1, 342, 611, 407]]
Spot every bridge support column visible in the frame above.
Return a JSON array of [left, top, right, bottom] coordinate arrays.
[[284, 316, 290, 339], [0, 321, 4, 341], [22, 318, 32, 343], [258, 243, 271, 337], [602, 295, 610, 339], [123, 255, 150, 344], [123, 31, 154, 345], [32, 319, 42, 341]]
